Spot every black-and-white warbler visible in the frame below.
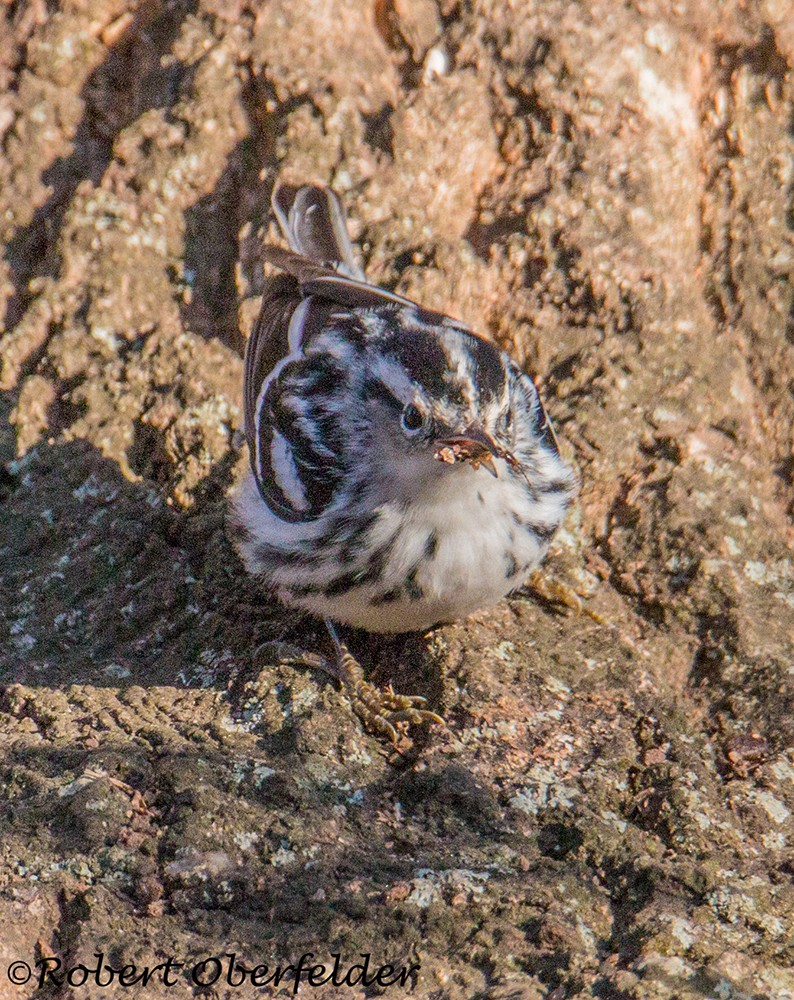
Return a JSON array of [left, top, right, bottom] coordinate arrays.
[[229, 183, 576, 739]]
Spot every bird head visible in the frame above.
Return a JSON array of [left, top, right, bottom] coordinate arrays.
[[357, 312, 558, 498]]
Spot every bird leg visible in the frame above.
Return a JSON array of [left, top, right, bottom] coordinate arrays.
[[254, 622, 444, 743], [526, 570, 606, 624]]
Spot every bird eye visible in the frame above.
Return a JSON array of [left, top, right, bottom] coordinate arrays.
[[401, 404, 424, 435]]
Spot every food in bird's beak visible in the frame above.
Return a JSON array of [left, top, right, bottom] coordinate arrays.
[[433, 432, 505, 477]]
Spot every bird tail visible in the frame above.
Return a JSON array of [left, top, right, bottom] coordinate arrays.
[[271, 183, 366, 281]]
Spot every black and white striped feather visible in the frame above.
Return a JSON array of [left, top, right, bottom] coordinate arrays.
[[230, 183, 576, 633]]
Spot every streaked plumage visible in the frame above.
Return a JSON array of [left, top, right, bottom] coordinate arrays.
[[229, 183, 576, 638]]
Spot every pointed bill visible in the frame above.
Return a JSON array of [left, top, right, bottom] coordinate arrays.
[[433, 428, 510, 477]]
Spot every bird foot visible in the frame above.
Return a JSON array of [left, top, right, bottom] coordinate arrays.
[[254, 639, 444, 743], [526, 571, 606, 624]]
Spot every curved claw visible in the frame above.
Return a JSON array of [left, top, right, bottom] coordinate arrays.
[[346, 678, 445, 742], [385, 709, 446, 727], [526, 570, 606, 623], [253, 631, 445, 742]]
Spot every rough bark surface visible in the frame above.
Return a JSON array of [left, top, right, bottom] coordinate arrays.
[[1, 1, 792, 997]]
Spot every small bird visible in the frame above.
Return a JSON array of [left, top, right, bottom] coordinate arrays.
[[229, 183, 576, 739]]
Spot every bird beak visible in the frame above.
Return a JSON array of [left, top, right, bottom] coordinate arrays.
[[433, 427, 508, 478]]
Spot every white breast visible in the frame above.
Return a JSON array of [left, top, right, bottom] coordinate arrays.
[[285, 460, 565, 633]]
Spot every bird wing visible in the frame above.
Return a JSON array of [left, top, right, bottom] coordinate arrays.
[[261, 245, 420, 310], [265, 181, 461, 315], [243, 273, 298, 446]]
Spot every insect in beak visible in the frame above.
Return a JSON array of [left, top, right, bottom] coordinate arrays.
[[433, 428, 512, 478]]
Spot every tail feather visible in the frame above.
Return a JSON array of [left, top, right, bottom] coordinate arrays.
[[272, 183, 365, 281]]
